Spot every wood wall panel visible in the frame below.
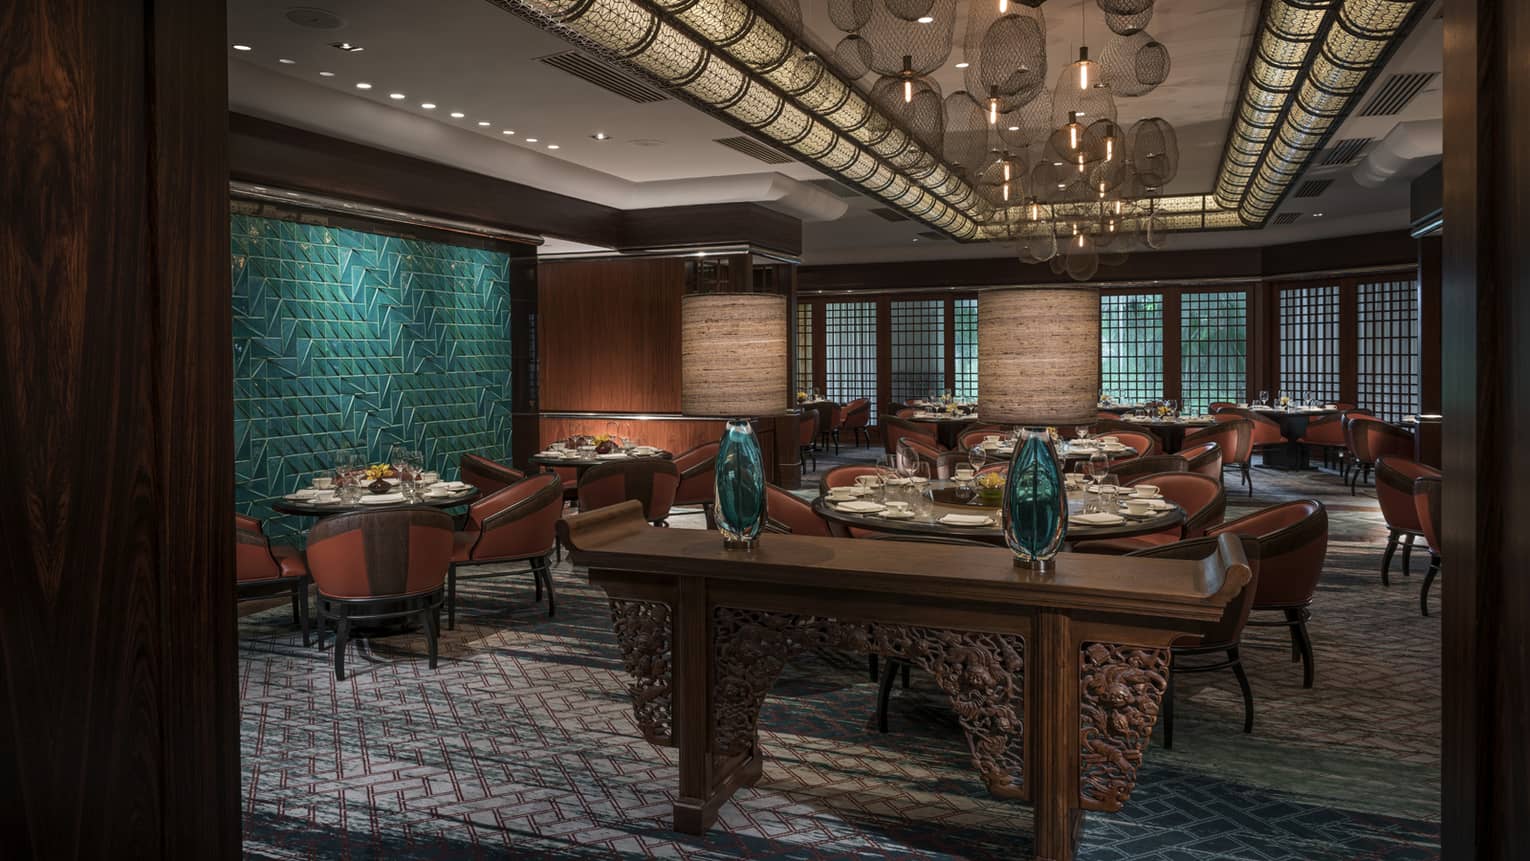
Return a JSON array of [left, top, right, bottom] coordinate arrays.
[[537, 258, 686, 413], [0, 0, 237, 855]]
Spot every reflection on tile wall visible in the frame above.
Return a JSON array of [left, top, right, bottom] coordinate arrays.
[[232, 214, 512, 540]]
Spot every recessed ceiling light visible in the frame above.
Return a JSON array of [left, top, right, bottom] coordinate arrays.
[[389, 92, 406, 100], [319, 71, 335, 77], [420, 102, 436, 109], [917, 15, 934, 23], [355, 82, 372, 89], [1313, 212, 1325, 217], [477, 121, 490, 126], [330, 42, 364, 53], [591, 132, 610, 141], [449, 111, 465, 118], [278, 58, 296, 64], [501, 130, 515, 135], [547, 144, 560, 150], [912, 237, 920, 241], [955, 61, 970, 69], [1008, 125, 1020, 131], [525, 137, 539, 143], [232, 44, 252, 51]]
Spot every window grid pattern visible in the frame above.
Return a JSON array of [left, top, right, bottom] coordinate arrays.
[[1357, 278, 1420, 422], [1278, 285, 1342, 403], [1180, 291, 1248, 414], [795, 302, 813, 395], [953, 298, 978, 402], [889, 300, 946, 404], [1100, 293, 1165, 405], [824, 301, 879, 424]]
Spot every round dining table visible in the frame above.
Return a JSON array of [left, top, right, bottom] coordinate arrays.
[[812, 481, 1184, 548], [1112, 416, 1218, 452], [968, 439, 1140, 466], [528, 449, 675, 483], [1248, 406, 1339, 469], [270, 484, 481, 517]]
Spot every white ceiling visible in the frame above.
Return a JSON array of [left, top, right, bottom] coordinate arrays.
[[225, 0, 1443, 265]]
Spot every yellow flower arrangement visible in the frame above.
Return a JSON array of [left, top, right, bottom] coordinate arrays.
[[976, 471, 1005, 490], [797, 391, 808, 402], [1156, 404, 1170, 417], [363, 463, 395, 481]]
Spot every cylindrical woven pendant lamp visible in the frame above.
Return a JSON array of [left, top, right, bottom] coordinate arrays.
[[681, 293, 789, 416], [978, 287, 1101, 426]]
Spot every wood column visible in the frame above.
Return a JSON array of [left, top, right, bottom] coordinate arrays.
[[1, 0, 238, 856], [1161, 290, 1183, 404], [1441, 0, 1530, 857]]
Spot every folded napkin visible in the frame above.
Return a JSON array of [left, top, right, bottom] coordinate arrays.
[[836, 500, 886, 513], [360, 493, 405, 505], [1071, 512, 1125, 526], [597, 452, 628, 460], [938, 513, 993, 526]]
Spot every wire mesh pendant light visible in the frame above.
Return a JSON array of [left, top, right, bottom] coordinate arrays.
[[828, 0, 874, 31], [1100, 30, 1171, 97]]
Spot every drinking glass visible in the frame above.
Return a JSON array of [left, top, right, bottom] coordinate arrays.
[[915, 462, 934, 519], [1098, 476, 1121, 516], [1087, 450, 1111, 487], [1165, 399, 1179, 417], [967, 446, 986, 477], [1258, 389, 1269, 407]]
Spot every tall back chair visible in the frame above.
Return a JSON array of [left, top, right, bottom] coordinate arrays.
[[1209, 500, 1328, 687], [841, 398, 872, 448], [1129, 534, 1260, 748], [306, 507, 455, 681], [1374, 456, 1440, 586], [957, 426, 1005, 450], [1414, 475, 1444, 616], [1110, 455, 1189, 484], [798, 410, 820, 472], [1179, 441, 1223, 482], [765, 484, 833, 536], [882, 415, 942, 455], [671, 441, 720, 510], [899, 436, 964, 479], [819, 464, 883, 496], [1344, 417, 1415, 494], [459, 453, 525, 495], [1297, 412, 1346, 470], [1184, 419, 1251, 492], [235, 515, 311, 645], [818, 401, 844, 453], [449, 473, 564, 627], [1090, 426, 1160, 458], [577, 459, 681, 525]]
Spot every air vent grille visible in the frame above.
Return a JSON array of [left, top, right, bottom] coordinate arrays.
[[1320, 137, 1372, 166], [712, 136, 791, 164], [869, 207, 909, 222], [1274, 212, 1303, 225], [917, 231, 950, 241], [1294, 179, 1333, 198], [537, 51, 667, 103], [1359, 72, 1436, 117]]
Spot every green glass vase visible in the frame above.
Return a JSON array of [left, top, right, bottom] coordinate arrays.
[[1002, 429, 1069, 568], [714, 419, 766, 549]]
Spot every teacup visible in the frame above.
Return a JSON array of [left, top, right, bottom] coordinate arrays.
[[984, 434, 1001, 443], [886, 500, 911, 513], [1124, 499, 1151, 516], [1132, 484, 1161, 498], [1100, 435, 1120, 444], [855, 474, 880, 488], [827, 489, 857, 501], [419, 471, 439, 485], [312, 476, 334, 490], [953, 468, 975, 482]]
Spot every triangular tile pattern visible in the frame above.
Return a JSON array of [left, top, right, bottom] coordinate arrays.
[[232, 215, 514, 544]]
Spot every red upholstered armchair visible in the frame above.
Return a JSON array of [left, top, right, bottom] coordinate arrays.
[[1209, 499, 1328, 688], [449, 473, 564, 627], [820, 401, 844, 453], [1414, 474, 1443, 616], [1297, 412, 1346, 470], [882, 415, 942, 455], [1184, 420, 1251, 492], [765, 484, 833, 536], [672, 442, 720, 524], [1344, 417, 1414, 494], [1128, 534, 1260, 748], [236, 515, 311, 646], [818, 464, 882, 497], [900, 437, 965, 479], [1072, 472, 1226, 555], [1109, 455, 1189, 484], [1179, 441, 1224, 482], [1375, 456, 1440, 586], [841, 398, 872, 448], [798, 410, 820, 473], [459, 453, 525, 495], [578, 459, 681, 526], [1093, 428, 1160, 459], [306, 507, 456, 681]]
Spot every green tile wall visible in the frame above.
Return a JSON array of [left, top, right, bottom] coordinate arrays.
[[232, 214, 513, 541]]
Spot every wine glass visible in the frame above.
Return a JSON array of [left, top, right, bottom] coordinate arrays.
[[1087, 449, 1111, 489], [1258, 389, 1269, 408], [1165, 398, 1179, 418], [896, 440, 917, 479]]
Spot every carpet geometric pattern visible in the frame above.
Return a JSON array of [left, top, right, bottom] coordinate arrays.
[[232, 213, 513, 545], [239, 461, 1440, 859]]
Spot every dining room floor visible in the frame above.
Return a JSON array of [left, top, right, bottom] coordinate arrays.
[[238, 457, 1440, 860]]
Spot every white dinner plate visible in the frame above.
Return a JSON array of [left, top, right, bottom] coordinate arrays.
[[836, 500, 887, 514], [1071, 513, 1126, 526], [360, 493, 405, 505], [879, 509, 916, 520]]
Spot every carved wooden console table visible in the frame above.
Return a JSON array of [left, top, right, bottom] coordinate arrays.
[[559, 502, 1250, 861]]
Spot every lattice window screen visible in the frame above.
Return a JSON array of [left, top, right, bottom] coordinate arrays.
[[889, 299, 945, 404], [1278, 284, 1342, 403], [795, 301, 814, 395], [953, 298, 978, 403], [824, 301, 879, 424], [1100, 293, 1165, 405], [1357, 278, 1420, 422], [1180, 291, 1248, 414]]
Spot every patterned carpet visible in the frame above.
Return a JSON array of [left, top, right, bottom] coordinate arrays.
[[239, 456, 1440, 860]]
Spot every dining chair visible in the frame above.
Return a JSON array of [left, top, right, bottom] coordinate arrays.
[[459, 453, 525, 495], [841, 398, 872, 448], [448, 473, 564, 628], [1374, 456, 1440, 586], [1179, 441, 1224, 483], [306, 507, 455, 681], [1207, 401, 1239, 412], [1183, 420, 1251, 492], [1296, 412, 1346, 471], [1128, 534, 1260, 748], [1208, 500, 1328, 688], [764, 483, 833, 537], [1089, 424, 1161, 459], [671, 441, 720, 525], [1071, 472, 1226, 555], [895, 407, 918, 419], [1344, 417, 1415, 494], [957, 426, 1005, 450], [882, 415, 943, 455], [798, 410, 820, 473], [1219, 409, 1283, 487], [1110, 455, 1189, 484], [1334, 409, 1375, 480], [1414, 474, 1444, 616], [818, 464, 884, 496], [235, 515, 311, 646], [818, 401, 844, 453], [578, 459, 681, 526]]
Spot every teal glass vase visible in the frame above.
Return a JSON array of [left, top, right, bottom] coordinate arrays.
[[1001, 429, 1069, 568], [714, 419, 766, 549]]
